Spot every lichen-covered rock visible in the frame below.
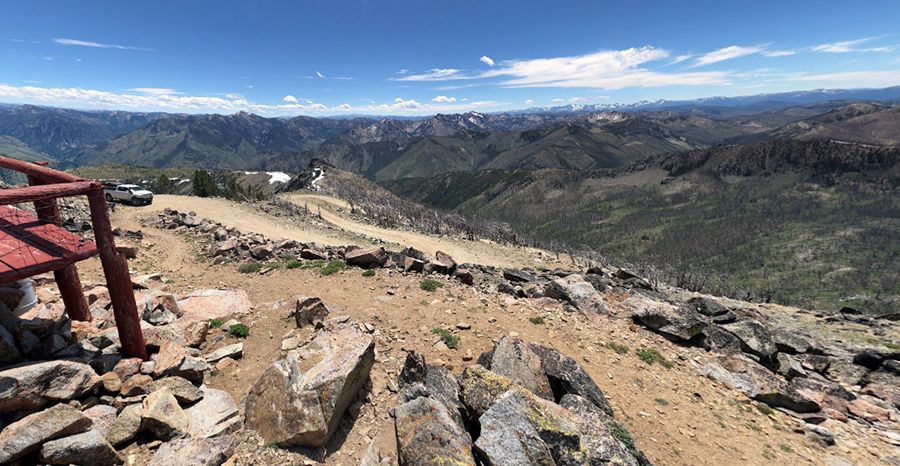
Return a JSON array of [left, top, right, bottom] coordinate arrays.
[[244, 323, 375, 447], [0, 404, 92, 463], [395, 396, 475, 466], [39, 429, 122, 466], [0, 360, 100, 414], [476, 336, 553, 401]]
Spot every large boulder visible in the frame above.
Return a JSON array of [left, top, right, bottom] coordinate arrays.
[[345, 246, 387, 268], [475, 388, 640, 466], [141, 387, 189, 440], [458, 364, 520, 417], [700, 356, 820, 413], [545, 274, 607, 313], [0, 360, 100, 414], [39, 429, 121, 465], [0, 404, 92, 463], [185, 385, 241, 438], [106, 403, 143, 447], [721, 320, 778, 361], [244, 323, 375, 447], [626, 296, 706, 342], [177, 289, 252, 324], [395, 396, 475, 466], [292, 296, 329, 328], [149, 436, 236, 466], [476, 336, 553, 401]]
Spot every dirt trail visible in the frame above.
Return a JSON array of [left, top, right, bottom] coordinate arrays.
[[142, 194, 562, 269], [75, 204, 883, 466], [284, 193, 560, 268]]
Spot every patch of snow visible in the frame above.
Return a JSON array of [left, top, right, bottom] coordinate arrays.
[[266, 171, 291, 184]]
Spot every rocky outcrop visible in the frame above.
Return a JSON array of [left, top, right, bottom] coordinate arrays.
[[244, 322, 375, 447], [395, 396, 475, 466], [0, 360, 101, 414], [149, 436, 236, 466], [39, 429, 121, 466], [0, 404, 92, 463]]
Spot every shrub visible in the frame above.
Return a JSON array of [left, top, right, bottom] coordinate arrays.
[[238, 262, 263, 274], [756, 403, 775, 416], [636, 347, 674, 368], [607, 342, 629, 354], [284, 259, 303, 269], [654, 398, 669, 406], [431, 327, 459, 349], [192, 169, 217, 197], [362, 269, 376, 277], [209, 318, 223, 329], [420, 279, 443, 292], [228, 323, 250, 338], [320, 260, 347, 276], [529, 316, 545, 325]]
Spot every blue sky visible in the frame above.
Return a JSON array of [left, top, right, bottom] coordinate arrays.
[[2, 0, 899, 116]]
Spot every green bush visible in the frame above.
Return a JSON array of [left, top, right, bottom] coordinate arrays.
[[238, 262, 263, 274], [192, 169, 217, 197], [431, 327, 459, 349], [362, 269, 376, 277], [284, 259, 303, 269], [228, 323, 250, 338], [420, 279, 443, 292], [209, 318, 223, 329], [528, 316, 545, 325], [320, 260, 347, 276], [607, 342, 629, 354], [636, 347, 674, 368]]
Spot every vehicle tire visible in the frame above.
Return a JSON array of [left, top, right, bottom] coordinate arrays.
[[105, 194, 113, 202]]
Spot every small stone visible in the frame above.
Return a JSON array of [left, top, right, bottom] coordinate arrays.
[[204, 343, 243, 363], [39, 429, 122, 466], [101, 372, 122, 393], [120, 374, 153, 397], [141, 388, 189, 440], [107, 404, 143, 447], [455, 322, 471, 330]]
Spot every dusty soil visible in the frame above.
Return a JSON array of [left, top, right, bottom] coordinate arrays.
[[71, 200, 895, 466]]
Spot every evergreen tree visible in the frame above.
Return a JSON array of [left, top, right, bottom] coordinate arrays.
[[153, 174, 170, 194], [192, 170, 217, 197]]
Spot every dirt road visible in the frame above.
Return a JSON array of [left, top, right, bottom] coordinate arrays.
[[138, 194, 562, 269]]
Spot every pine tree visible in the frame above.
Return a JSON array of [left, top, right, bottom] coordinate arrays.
[[192, 170, 217, 197]]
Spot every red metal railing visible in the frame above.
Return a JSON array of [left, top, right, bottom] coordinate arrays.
[[0, 155, 147, 360]]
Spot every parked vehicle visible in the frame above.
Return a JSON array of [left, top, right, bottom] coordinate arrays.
[[103, 183, 154, 205]]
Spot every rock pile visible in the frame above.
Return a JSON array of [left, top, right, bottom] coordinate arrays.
[[0, 276, 249, 465], [625, 293, 900, 429], [361, 337, 650, 465]]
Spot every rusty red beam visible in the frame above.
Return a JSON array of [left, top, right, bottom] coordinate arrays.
[[0, 155, 82, 183], [0, 181, 96, 206], [87, 187, 147, 360]]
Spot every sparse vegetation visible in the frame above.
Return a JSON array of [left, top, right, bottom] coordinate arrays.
[[238, 262, 263, 274], [320, 260, 347, 276], [362, 269, 376, 277], [756, 403, 775, 416], [607, 342, 629, 354], [228, 323, 250, 338], [528, 316, 545, 325], [420, 279, 443, 292], [654, 398, 669, 406], [209, 318, 223, 329], [432, 327, 459, 349], [779, 443, 794, 453], [636, 347, 674, 368], [284, 258, 303, 269]]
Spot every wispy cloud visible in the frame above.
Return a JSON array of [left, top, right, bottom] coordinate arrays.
[[432, 95, 456, 103], [811, 37, 895, 53], [691, 45, 764, 67], [480, 55, 495, 66], [762, 50, 795, 57], [394, 68, 470, 81], [126, 87, 180, 95], [483, 47, 730, 89], [53, 38, 152, 51], [782, 69, 900, 87], [305, 70, 354, 80]]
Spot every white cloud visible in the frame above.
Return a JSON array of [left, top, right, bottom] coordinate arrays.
[[480, 55, 495, 66], [551, 98, 564, 103], [692, 45, 764, 67], [42, 56, 54, 61], [811, 37, 895, 53], [127, 87, 180, 95], [53, 38, 151, 51], [315, 71, 325, 79], [432, 95, 456, 103], [394, 68, 468, 81], [482, 47, 730, 89], [669, 54, 693, 65], [282, 95, 299, 103], [525, 99, 534, 105], [762, 50, 795, 57]]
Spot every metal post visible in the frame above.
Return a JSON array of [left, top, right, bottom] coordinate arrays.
[[87, 186, 147, 360], [27, 172, 92, 322]]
